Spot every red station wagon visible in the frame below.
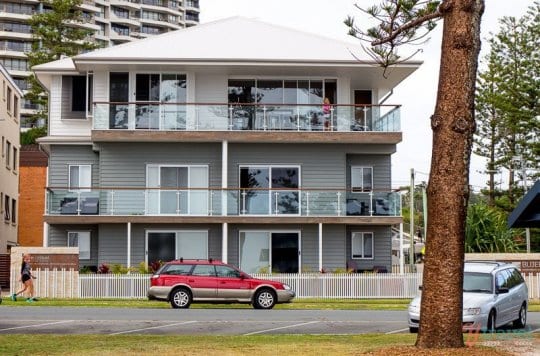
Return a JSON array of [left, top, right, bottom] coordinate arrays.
[[147, 259, 296, 309]]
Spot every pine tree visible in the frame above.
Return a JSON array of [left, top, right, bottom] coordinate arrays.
[[25, 0, 100, 126], [347, 0, 484, 348]]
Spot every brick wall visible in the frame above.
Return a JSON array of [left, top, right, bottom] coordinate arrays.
[[18, 165, 47, 246]]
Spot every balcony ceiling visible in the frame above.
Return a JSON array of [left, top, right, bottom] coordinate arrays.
[[34, 17, 421, 94]]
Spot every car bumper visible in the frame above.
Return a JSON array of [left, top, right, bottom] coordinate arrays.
[[408, 311, 488, 331], [147, 286, 172, 301], [277, 289, 296, 303]]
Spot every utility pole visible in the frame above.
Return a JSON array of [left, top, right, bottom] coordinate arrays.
[[409, 168, 415, 270]]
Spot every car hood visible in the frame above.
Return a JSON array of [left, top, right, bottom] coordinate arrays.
[[463, 292, 494, 308], [409, 293, 494, 310]]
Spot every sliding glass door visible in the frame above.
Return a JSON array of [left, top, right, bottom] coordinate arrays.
[[147, 165, 208, 215], [239, 231, 300, 274], [147, 231, 208, 264]]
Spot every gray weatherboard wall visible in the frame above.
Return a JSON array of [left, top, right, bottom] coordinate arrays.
[[48, 223, 391, 272]]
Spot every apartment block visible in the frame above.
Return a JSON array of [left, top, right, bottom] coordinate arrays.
[[34, 17, 421, 273], [0, 0, 200, 128], [0, 63, 23, 252]]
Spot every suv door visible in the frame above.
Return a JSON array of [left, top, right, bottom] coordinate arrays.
[[215, 265, 252, 300], [188, 264, 218, 299]]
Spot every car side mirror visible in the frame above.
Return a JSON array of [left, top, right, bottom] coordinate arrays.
[[240, 273, 247, 279], [497, 287, 509, 294]]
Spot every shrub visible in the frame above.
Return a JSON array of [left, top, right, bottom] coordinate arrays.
[[98, 263, 110, 274]]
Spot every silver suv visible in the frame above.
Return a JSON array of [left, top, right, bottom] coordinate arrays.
[[408, 261, 528, 332]]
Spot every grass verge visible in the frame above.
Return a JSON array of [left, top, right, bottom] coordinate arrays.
[[0, 334, 525, 356]]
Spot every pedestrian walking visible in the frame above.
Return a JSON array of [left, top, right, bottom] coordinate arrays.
[[11, 253, 37, 302]]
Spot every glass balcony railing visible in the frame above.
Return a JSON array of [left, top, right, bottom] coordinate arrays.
[[93, 102, 401, 132], [45, 188, 401, 217]]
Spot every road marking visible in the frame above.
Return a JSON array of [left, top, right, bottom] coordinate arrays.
[[385, 327, 409, 334], [0, 320, 74, 332], [109, 321, 198, 335], [243, 321, 319, 336], [530, 327, 540, 333]]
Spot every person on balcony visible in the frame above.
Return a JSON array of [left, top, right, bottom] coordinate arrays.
[[322, 97, 332, 131]]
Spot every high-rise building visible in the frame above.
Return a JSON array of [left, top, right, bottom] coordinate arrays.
[[0, 0, 200, 128]]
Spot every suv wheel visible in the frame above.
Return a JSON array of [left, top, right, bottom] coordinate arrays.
[[513, 303, 527, 329], [170, 287, 192, 309], [253, 288, 276, 309]]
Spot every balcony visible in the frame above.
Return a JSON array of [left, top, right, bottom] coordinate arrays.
[[45, 188, 401, 223], [93, 102, 400, 133]]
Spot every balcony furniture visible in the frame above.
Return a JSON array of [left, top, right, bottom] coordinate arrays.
[[346, 199, 368, 216], [81, 197, 99, 215], [60, 197, 78, 214], [374, 198, 390, 215]]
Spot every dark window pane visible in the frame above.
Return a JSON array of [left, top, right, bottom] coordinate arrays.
[[71, 76, 86, 111], [228, 80, 255, 103]]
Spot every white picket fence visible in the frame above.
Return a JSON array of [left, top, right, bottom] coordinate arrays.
[[10, 270, 540, 300]]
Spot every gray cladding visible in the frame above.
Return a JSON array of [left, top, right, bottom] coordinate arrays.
[[49, 145, 99, 187], [48, 224, 99, 267]]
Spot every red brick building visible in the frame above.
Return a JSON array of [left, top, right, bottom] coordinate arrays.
[[18, 144, 48, 246]]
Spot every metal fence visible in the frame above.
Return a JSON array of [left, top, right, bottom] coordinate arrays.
[[10, 270, 540, 300]]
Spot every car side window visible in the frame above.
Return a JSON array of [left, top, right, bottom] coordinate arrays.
[[216, 265, 241, 278], [506, 268, 523, 289], [162, 264, 193, 275], [495, 272, 506, 289], [191, 265, 217, 277]]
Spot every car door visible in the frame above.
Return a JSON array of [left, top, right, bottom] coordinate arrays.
[[188, 264, 218, 299], [494, 270, 513, 326], [215, 265, 252, 300]]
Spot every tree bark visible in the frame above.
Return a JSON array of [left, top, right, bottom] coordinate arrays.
[[416, 0, 484, 349]]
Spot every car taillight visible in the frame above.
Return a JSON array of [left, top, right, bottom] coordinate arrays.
[[150, 274, 161, 286]]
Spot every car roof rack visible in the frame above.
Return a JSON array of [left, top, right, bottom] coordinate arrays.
[[465, 261, 508, 267]]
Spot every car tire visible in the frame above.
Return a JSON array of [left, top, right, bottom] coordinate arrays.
[[486, 310, 496, 333], [409, 327, 418, 333], [170, 287, 192, 309], [253, 288, 276, 309], [513, 303, 527, 329]]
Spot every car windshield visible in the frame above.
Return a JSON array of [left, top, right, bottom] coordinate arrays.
[[463, 272, 493, 293]]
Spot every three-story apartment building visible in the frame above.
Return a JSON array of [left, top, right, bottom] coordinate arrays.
[[0, 63, 23, 252], [34, 17, 421, 273]]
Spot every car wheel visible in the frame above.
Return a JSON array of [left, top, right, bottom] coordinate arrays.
[[486, 310, 496, 333], [409, 327, 418, 333], [170, 287, 192, 309], [253, 288, 276, 309], [513, 303, 527, 329]]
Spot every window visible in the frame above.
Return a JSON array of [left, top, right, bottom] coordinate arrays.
[[12, 146, 17, 172], [6, 86, 11, 113], [68, 231, 91, 259], [146, 231, 208, 263], [71, 76, 86, 111], [10, 198, 16, 224], [4, 194, 9, 221], [1, 136, 4, 157], [146, 165, 208, 215], [13, 95, 18, 119], [239, 165, 300, 215], [69, 165, 91, 192], [5, 140, 10, 169], [351, 166, 373, 192], [191, 264, 216, 277], [351, 232, 374, 259]]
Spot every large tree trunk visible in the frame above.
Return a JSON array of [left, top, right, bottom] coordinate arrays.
[[416, 0, 484, 349]]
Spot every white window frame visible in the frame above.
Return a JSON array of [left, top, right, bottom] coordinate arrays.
[[351, 166, 373, 192], [145, 164, 209, 215], [68, 164, 92, 192], [68, 231, 91, 260], [351, 232, 374, 259]]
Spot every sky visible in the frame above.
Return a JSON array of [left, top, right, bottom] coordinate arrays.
[[200, 0, 533, 190]]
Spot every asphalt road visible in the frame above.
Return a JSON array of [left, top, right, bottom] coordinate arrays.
[[1, 307, 539, 336]]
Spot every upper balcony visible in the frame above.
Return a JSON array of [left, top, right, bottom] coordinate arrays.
[[44, 187, 402, 225], [92, 102, 401, 144]]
